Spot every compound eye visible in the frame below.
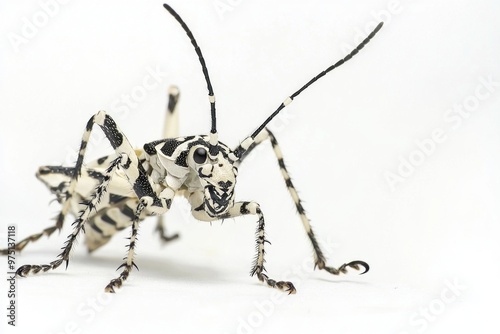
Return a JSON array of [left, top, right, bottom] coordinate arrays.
[[193, 147, 208, 164]]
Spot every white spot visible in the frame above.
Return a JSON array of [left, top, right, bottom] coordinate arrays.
[[241, 137, 253, 150], [283, 97, 293, 106], [210, 132, 218, 146], [95, 110, 107, 124], [159, 187, 175, 199], [169, 85, 179, 96]]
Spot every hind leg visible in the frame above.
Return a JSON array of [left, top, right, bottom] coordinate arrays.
[[155, 216, 179, 243], [16, 112, 173, 285], [154, 85, 181, 244], [0, 166, 75, 255]]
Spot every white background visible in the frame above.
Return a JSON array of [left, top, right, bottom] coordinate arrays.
[[1, 0, 499, 333]]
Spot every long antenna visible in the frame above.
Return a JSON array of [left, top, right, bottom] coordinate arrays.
[[163, 3, 217, 135], [250, 22, 384, 139]]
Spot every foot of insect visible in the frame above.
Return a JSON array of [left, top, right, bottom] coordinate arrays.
[[0, 214, 65, 255], [16, 254, 68, 277], [104, 261, 138, 293], [259, 275, 296, 295], [316, 260, 370, 276], [254, 268, 296, 295]]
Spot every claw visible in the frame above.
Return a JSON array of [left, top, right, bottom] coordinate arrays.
[[16, 265, 30, 277], [132, 261, 139, 271], [105, 278, 122, 293], [275, 281, 296, 295], [105, 285, 115, 293], [347, 260, 369, 275], [286, 284, 297, 295]]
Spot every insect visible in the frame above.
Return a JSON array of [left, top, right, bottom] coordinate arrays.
[[1, 4, 383, 294]]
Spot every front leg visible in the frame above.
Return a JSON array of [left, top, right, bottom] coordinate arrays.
[[236, 128, 369, 277], [223, 201, 296, 294], [105, 196, 166, 292]]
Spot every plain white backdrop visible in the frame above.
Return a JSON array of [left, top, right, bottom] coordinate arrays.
[[1, 0, 499, 333]]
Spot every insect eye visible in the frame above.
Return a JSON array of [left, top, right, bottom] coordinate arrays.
[[193, 147, 208, 164]]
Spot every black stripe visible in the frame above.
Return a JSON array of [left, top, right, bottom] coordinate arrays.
[[101, 214, 117, 226], [101, 114, 124, 149], [122, 157, 132, 169], [296, 202, 306, 215], [38, 166, 73, 176], [132, 164, 162, 206], [278, 158, 286, 169], [160, 139, 182, 157], [175, 150, 189, 167], [88, 169, 104, 181], [168, 92, 179, 113], [89, 222, 103, 234], [86, 116, 94, 131], [122, 205, 135, 220], [97, 156, 108, 165], [109, 194, 128, 204], [269, 135, 278, 147], [240, 202, 250, 214]]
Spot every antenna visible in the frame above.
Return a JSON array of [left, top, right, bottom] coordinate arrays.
[[163, 4, 217, 135], [250, 22, 384, 139]]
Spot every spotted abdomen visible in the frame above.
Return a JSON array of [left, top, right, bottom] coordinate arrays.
[[36, 161, 145, 252], [85, 199, 142, 252]]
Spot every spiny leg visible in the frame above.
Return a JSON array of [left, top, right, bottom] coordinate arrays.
[[0, 166, 75, 255], [4, 110, 125, 257], [15, 109, 131, 275], [104, 190, 173, 292], [238, 128, 368, 276], [230, 23, 383, 275], [266, 129, 368, 275], [0, 213, 65, 255], [105, 198, 148, 293], [16, 157, 123, 276], [88, 112, 175, 290], [22, 110, 117, 251], [222, 201, 296, 294], [17, 111, 171, 277]]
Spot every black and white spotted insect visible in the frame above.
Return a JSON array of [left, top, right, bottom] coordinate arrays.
[[0, 4, 383, 294]]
